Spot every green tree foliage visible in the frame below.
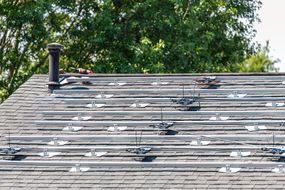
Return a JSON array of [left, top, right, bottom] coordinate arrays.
[[239, 42, 279, 72], [0, 0, 264, 102]]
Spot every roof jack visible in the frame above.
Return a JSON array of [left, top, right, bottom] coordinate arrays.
[[219, 164, 241, 173], [149, 108, 174, 131], [0, 131, 21, 155], [195, 76, 220, 86], [261, 131, 285, 156], [190, 137, 211, 146], [69, 164, 90, 172], [272, 165, 285, 173], [126, 131, 152, 155], [171, 83, 200, 109]]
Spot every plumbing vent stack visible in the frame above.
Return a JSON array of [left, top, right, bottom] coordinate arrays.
[[47, 43, 64, 93]]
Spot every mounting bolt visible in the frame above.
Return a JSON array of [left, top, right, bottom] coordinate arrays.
[[278, 165, 284, 173], [43, 149, 48, 157], [53, 137, 58, 146], [226, 164, 231, 172], [47, 43, 64, 93], [91, 149, 96, 156], [75, 164, 81, 172]]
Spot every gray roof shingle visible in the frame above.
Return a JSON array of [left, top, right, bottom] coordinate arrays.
[[1, 73, 285, 189]]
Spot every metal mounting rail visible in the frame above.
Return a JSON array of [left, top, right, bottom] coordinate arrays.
[[35, 120, 285, 126], [61, 97, 285, 104], [7, 134, 285, 141], [53, 88, 285, 95], [13, 145, 263, 152], [65, 79, 284, 86], [64, 75, 285, 82], [41, 110, 285, 116], [0, 160, 284, 168]]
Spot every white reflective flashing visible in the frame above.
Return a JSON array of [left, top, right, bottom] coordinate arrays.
[[130, 102, 149, 108], [219, 165, 241, 173], [190, 138, 210, 146], [60, 78, 69, 85], [272, 165, 285, 173], [266, 102, 284, 107], [62, 123, 82, 132], [68, 76, 79, 80], [245, 123, 267, 132], [108, 80, 126, 86], [72, 113, 91, 121], [230, 150, 251, 157], [69, 164, 90, 172], [86, 101, 105, 108], [227, 91, 247, 98], [50, 93, 64, 97], [47, 138, 68, 146], [95, 94, 113, 99], [209, 113, 229, 121], [208, 76, 216, 80], [84, 149, 107, 157], [107, 124, 128, 132], [38, 149, 61, 158], [151, 79, 169, 86]]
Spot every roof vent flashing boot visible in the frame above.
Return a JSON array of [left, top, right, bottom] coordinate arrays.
[[47, 43, 64, 93]]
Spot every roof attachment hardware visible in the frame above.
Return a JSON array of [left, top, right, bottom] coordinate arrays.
[[0, 147, 21, 155], [108, 79, 126, 86], [150, 122, 174, 131], [81, 77, 92, 85], [195, 76, 220, 86], [1, 131, 22, 155], [59, 77, 69, 86], [227, 91, 247, 98], [171, 83, 200, 110], [262, 147, 285, 155], [126, 131, 152, 155], [69, 164, 90, 172], [190, 137, 210, 146], [38, 149, 61, 157], [149, 108, 174, 131], [47, 137, 68, 146], [151, 78, 169, 86], [260, 133, 285, 156], [130, 100, 149, 108], [107, 124, 128, 132], [84, 149, 107, 157], [126, 147, 152, 155], [230, 150, 251, 157], [272, 165, 285, 173], [218, 164, 241, 173], [66, 76, 92, 85], [86, 101, 105, 108], [62, 123, 82, 132], [95, 92, 113, 99], [245, 123, 267, 132], [209, 113, 229, 121], [72, 113, 91, 121], [266, 102, 284, 107]]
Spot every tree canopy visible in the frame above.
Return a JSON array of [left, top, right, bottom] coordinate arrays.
[[0, 0, 272, 102], [239, 41, 279, 72]]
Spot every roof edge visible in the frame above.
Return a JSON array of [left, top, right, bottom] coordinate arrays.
[[60, 72, 285, 78]]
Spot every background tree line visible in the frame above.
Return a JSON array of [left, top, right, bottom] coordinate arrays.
[[0, 0, 278, 103]]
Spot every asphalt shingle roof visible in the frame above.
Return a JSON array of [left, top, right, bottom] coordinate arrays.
[[1, 73, 285, 189]]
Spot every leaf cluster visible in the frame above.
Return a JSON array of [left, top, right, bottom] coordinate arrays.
[[0, 0, 266, 102]]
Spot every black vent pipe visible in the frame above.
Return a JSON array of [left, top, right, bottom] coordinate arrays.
[[47, 43, 63, 93]]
